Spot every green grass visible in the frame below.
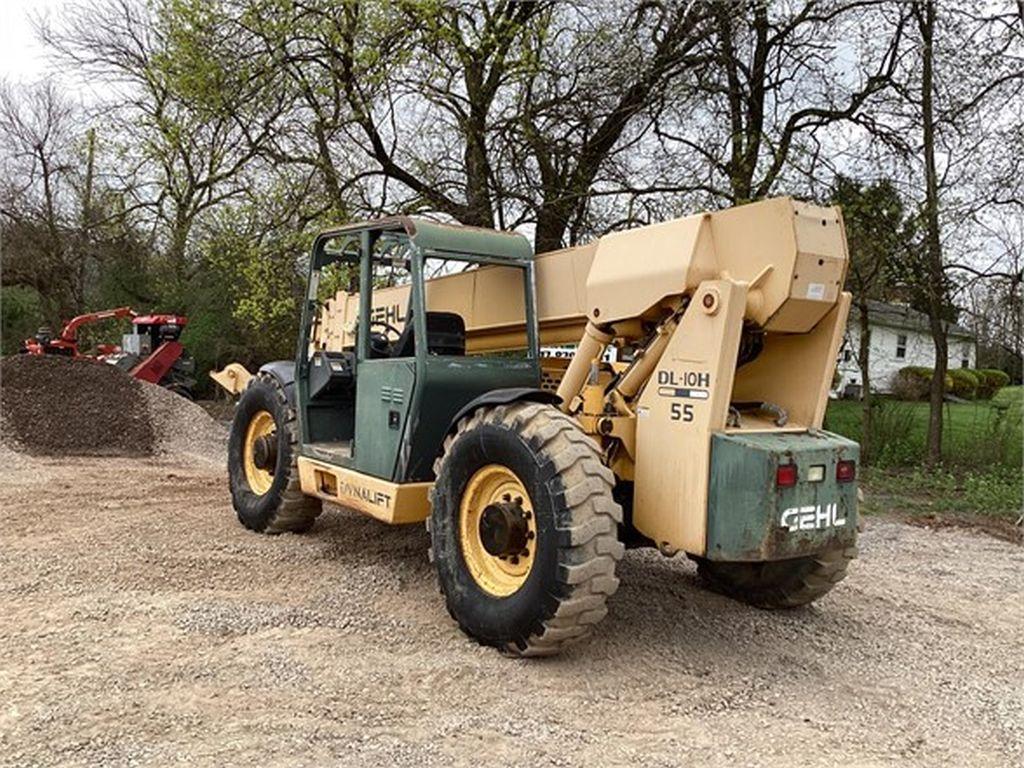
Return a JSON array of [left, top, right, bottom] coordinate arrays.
[[824, 395, 1023, 470], [824, 389, 1022, 529], [860, 466, 1022, 518]]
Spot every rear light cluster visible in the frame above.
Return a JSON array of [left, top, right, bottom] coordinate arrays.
[[776, 464, 798, 487], [836, 459, 856, 482], [776, 460, 856, 487]]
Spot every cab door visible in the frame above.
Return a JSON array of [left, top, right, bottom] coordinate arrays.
[[352, 358, 415, 480], [351, 233, 421, 481]]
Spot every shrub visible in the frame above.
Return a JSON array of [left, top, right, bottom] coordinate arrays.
[[991, 385, 1022, 412], [963, 469, 1024, 516], [869, 400, 920, 467], [972, 368, 1010, 399], [0, 285, 44, 356], [948, 368, 980, 399], [891, 367, 953, 401], [892, 367, 930, 400]]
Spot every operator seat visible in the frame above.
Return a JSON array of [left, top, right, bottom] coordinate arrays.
[[308, 349, 356, 400], [390, 312, 466, 357]]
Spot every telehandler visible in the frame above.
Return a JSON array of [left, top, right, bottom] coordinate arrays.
[[221, 196, 858, 656]]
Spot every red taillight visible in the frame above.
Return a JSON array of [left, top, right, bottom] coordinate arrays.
[[837, 459, 856, 483], [776, 463, 797, 487]]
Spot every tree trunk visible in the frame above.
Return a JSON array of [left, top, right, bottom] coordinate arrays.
[[533, 199, 575, 254], [918, 0, 946, 464], [168, 204, 193, 296], [313, 119, 345, 215], [76, 127, 97, 314], [857, 299, 873, 461], [461, 64, 495, 230]]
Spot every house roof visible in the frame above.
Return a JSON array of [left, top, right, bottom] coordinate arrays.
[[855, 299, 974, 340]]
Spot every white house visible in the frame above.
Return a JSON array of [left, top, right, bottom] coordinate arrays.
[[834, 300, 976, 396]]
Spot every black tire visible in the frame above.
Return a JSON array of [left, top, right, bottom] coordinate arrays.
[[429, 402, 624, 656], [228, 372, 320, 534], [694, 546, 857, 608]]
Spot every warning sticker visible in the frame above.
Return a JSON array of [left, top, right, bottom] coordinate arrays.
[[806, 282, 826, 300]]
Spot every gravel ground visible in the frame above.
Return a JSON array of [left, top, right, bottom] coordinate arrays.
[[0, 453, 1021, 768]]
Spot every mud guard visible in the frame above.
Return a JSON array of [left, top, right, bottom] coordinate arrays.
[[445, 388, 561, 437], [257, 361, 297, 405]]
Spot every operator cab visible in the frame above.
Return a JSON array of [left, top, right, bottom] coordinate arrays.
[[306, 310, 466, 406], [299, 217, 538, 482]]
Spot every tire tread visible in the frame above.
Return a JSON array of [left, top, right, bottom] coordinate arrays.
[[696, 546, 856, 608], [430, 401, 623, 657], [231, 372, 320, 534]]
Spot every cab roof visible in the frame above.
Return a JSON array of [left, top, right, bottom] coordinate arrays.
[[319, 216, 533, 262]]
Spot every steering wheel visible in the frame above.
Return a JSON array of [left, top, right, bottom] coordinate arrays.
[[368, 319, 402, 357]]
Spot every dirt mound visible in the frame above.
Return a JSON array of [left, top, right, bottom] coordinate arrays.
[[1, 355, 225, 463], [2, 355, 156, 456]]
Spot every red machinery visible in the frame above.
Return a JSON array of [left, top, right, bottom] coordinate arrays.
[[21, 307, 196, 398], [21, 306, 136, 358]]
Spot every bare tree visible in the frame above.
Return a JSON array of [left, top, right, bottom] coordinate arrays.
[[0, 80, 86, 322], [512, 2, 712, 250], [897, 1, 1024, 461], [40, 0, 286, 291], [913, 0, 949, 462], [651, 0, 909, 207], [957, 215, 1024, 382]]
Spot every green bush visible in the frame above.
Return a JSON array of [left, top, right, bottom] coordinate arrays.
[[869, 400, 921, 467], [972, 368, 1010, 399], [948, 368, 980, 399], [963, 468, 1024, 516], [891, 366, 953, 401], [991, 385, 1023, 411], [0, 285, 44, 355]]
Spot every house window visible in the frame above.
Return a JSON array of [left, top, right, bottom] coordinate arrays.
[[843, 349, 852, 362], [961, 357, 969, 369], [896, 334, 907, 359]]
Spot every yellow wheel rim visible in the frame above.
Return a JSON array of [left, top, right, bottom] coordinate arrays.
[[243, 410, 276, 495], [459, 464, 537, 597]]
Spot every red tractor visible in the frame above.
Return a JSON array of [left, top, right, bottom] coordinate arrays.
[[21, 307, 196, 399]]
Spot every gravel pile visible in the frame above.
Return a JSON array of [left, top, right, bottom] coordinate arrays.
[[141, 381, 227, 464], [1, 355, 156, 456], [0, 355, 225, 464]]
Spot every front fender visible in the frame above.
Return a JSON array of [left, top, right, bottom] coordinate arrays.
[[257, 360, 297, 406], [446, 387, 561, 436]]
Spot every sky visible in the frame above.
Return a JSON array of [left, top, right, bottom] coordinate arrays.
[[0, 0, 63, 83]]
